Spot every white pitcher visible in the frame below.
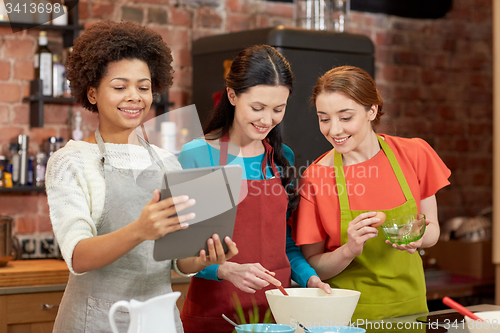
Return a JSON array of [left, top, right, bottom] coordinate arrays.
[[108, 291, 180, 333]]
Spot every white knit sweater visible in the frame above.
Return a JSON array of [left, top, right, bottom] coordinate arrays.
[[45, 140, 181, 274]]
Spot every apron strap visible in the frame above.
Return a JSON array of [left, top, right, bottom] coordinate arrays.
[[334, 149, 351, 213], [220, 133, 229, 166], [334, 134, 415, 213], [261, 139, 280, 180], [376, 136, 414, 202], [94, 126, 171, 191], [95, 127, 112, 173]]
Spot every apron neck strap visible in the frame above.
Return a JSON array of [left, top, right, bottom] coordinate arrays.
[[219, 132, 280, 179], [95, 126, 170, 188], [95, 127, 106, 161], [220, 132, 229, 166], [376, 135, 414, 201], [334, 134, 414, 212]]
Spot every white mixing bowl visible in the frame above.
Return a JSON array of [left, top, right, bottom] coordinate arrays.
[[265, 288, 360, 333], [464, 311, 500, 332]]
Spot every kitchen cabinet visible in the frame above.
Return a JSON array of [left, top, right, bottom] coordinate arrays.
[[0, 260, 68, 333], [0, 290, 64, 333], [0, 260, 190, 332]]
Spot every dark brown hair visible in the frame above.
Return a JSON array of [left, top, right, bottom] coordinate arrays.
[[65, 20, 174, 113], [312, 66, 384, 125], [204, 45, 299, 210]]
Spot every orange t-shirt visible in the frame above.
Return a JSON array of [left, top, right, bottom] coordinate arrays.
[[289, 134, 451, 251]]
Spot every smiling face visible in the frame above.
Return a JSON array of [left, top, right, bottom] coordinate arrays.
[[87, 58, 153, 142], [228, 84, 289, 144], [316, 91, 378, 158]]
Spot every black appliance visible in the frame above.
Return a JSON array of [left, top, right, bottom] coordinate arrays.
[[192, 26, 374, 172]]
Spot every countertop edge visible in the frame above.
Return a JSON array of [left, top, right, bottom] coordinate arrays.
[[0, 283, 67, 295]]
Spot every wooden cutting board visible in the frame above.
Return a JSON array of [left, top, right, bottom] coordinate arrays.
[[0, 259, 69, 287]]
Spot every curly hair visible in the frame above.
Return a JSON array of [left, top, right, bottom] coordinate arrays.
[[65, 20, 174, 113]]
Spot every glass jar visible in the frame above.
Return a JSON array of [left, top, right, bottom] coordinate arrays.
[[294, 0, 349, 32]]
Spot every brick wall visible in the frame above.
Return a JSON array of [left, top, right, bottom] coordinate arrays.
[[0, 0, 492, 235]]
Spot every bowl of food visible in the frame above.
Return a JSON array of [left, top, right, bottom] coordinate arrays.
[[235, 323, 295, 333], [381, 214, 426, 245], [265, 288, 360, 333], [464, 311, 500, 333]]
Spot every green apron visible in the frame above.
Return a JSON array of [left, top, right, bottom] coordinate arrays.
[[325, 135, 427, 322]]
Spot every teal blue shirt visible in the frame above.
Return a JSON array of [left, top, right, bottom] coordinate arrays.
[[177, 139, 318, 287]]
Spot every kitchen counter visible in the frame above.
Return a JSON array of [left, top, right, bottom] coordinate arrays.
[[0, 259, 69, 291], [0, 259, 190, 295]]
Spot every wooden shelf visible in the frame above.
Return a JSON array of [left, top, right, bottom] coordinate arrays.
[[23, 96, 75, 104], [0, 186, 45, 193]]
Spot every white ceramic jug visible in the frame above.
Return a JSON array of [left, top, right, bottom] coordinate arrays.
[[108, 291, 180, 333]]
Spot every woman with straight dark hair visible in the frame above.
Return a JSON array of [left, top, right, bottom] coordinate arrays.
[[178, 45, 330, 333]]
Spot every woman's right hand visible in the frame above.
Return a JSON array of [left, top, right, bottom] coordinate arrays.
[[345, 211, 379, 257], [217, 262, 281, 294], [134, 190, 196, 241]]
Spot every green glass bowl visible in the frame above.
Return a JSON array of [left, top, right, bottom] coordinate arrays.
[[381, 214, 426, 245]]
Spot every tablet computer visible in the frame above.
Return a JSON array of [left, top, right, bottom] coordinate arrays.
[[153, 164, 243, 261]]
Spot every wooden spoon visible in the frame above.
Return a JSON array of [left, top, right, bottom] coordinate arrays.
[[265, 271, 289, 296]]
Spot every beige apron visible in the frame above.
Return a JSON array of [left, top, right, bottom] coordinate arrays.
[[53, 128, 183, 333]]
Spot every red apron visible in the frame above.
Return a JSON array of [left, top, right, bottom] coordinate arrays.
[[181, 135, 291, 333]]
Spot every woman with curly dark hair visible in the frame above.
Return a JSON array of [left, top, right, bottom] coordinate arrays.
[[178, 45, 331, 333], [45, 20, 237, 333]]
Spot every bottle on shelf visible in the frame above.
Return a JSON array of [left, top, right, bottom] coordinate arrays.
[[52, 54, 65, 98], [18, 135, 29, 186], [46, 136, 64, 160], [63, 47, 73, 98], [52, 4, 68, 26], [34, 0, 51, 25], [34, 31, 53, 97], [3, 172, 12, 188], [27, 155, 34, 186], [7, 143, 20, 186], [2, 152, 12, 188], [0, 155, 5, 188], [35, 152, 46, 187]]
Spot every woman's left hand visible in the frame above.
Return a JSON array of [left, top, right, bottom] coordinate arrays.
[[385, 239, 422, 254], [385, 219, 430, 254], [196, 234, 239, 268]]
